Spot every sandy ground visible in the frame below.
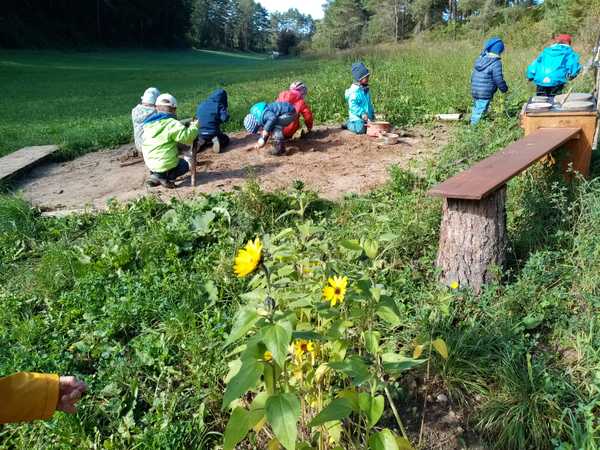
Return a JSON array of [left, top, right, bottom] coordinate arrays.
[[14, 125, 449, 214]]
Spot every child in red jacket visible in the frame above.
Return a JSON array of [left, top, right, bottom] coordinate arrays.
[[276, 81, 314, 139]]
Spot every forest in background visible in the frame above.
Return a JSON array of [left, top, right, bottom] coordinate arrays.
[[1, 0, 597, 54]]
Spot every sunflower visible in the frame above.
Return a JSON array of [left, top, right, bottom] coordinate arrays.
[[322, 275, 348, 306], [263, 351, 273, 362], [233, 237, 263, 277], [294, 339, 316, 362], [450, 280, 459, 290]]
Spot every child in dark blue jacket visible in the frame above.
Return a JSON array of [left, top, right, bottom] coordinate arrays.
[[243, 101, 297, 156], [195, 88, 230, 153], [470, 37, 509, 125]]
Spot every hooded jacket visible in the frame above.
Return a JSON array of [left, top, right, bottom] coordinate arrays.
[[276, 89, 314, 138], [345, 83, 375, 123], [142, 113, 198, 173], [0, 372, 59, 424], [259, 102, 297, 133], [471, 53, 508, 100], [195, 89, 230, 137], [526, 44, 581, 87]]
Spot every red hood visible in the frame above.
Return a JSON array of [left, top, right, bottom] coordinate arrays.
[[277, 89, 303, 105]]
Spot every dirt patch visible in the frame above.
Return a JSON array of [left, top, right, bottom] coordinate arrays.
[[14, 125, 449, 214]]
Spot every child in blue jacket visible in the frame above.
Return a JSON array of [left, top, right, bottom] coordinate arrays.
[[243, 101, 297, 156], [195, 88, 230, 153], [344, 62, 375, 134], [470, 37, 509, 125], [527, 34, 581, 97]]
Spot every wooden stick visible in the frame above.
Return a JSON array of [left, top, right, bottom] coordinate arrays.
[[190, 138, 198, 187]]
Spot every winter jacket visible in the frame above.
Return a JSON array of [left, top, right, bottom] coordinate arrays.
[[195, 88, 230, 138], [131, 104, 155, 151], [276, 89, 314, 138], [345, 83, 375, 123], [526, 44, 581, 87], [142, 113, 198, 173], [471, 53, 508, 100], [260, 102, 297, 133], [0, 372, 59, 424]]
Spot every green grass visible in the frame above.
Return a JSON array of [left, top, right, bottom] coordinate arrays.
[[2, 24, 600, 449]]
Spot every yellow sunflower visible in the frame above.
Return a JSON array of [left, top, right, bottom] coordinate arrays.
[[233, 237, 263, 277], [294, 339, 316, 362], [450, 280, 459, 290], [322, 275, 348, 306]]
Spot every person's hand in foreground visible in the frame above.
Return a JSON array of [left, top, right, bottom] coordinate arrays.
[[57, 376, 87, 413]]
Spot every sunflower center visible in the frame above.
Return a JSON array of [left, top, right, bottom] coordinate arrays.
[[334, 288, 341, 295], [301, 343, 308, 352]]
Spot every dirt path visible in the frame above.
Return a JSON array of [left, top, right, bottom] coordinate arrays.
[[14, 125, 448, 214]]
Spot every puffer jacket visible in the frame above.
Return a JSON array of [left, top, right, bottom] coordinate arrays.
[[196, 88, 229, 137], [142, 113, 198, 173], [471, 53, 508, 100], [526, 44, 581, 87], [260, 102, 296, 133], [0, 372, 59, 424], [276, 89, 314, 138], [345, 83, 375, 122]]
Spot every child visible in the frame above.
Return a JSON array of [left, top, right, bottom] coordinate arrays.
[[131, 87, 160, 156], [142, 93, 199, 188], [470, 37, 508, 125], [243, 101, 297, 156], [276, 81, 314, 139], [527, 34, 581, 97], [344, 62, 375, 134], [195, 88, 230, 154]]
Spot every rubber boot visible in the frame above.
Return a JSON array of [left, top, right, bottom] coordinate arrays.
[[270, 140, 285, 156], [212, 136, 221, 154], [145, 174, 161, 188]]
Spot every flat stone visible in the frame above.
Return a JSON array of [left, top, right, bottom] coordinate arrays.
[[0, 145, 59, 181]]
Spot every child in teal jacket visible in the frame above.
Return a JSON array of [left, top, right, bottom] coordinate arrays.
[[344, 62, 375, 134]]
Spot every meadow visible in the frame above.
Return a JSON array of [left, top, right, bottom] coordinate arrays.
[[1, 30, 600, 450]]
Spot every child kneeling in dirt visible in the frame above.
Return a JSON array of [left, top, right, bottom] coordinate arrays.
[[344, 62, 375, 134], [243, 101, 297, 156], [195, 88, 230, 154], [131, 87, 160, 157], [276, 81, 314, 139], [142, 93, 199, 188]]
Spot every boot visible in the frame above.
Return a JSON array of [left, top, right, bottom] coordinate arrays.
[[145, 174, 161, 188], [270, 140, 285, 156], [212, 136, 221, 154]]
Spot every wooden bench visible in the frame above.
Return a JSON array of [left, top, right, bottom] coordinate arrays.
[[0, 145, 59, 182], [427, 127, 582, 293]]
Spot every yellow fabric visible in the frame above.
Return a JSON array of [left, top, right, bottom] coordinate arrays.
[[0, 372, 59, 423]]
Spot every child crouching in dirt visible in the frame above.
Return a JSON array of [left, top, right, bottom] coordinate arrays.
[[243, 101, 297, 156], [142, 94, 199, 188], [196, 88, 230, 154], [131, 87, 160, 157], [344, 62, 375, 134], [276, 81, 314, 139]]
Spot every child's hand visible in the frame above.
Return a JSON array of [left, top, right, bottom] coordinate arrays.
[[256, 137, 266, 149]]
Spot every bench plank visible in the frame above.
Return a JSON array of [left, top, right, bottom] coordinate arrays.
[[428, 127, 581, 200], [0, 145, 59, 182]]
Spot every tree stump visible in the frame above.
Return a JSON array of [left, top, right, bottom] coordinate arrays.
[[436, 186, 507, 294]]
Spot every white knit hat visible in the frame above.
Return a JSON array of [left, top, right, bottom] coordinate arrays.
[[155, 93, 178, 108], [141, 87, 160, 105]]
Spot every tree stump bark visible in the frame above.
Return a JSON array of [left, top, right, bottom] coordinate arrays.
[[436, 186, 507, 294]]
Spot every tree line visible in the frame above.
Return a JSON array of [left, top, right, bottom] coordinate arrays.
[[0, 0, 315, 54]]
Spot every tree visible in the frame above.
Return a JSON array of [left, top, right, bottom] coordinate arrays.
[[313, 0, 368, 50]]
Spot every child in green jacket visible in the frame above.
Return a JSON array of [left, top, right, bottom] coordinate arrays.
[[142, 93, 199, 188]]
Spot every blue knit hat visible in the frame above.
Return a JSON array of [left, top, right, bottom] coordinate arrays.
[[351, 62, 370, 82], [484, 37, 505, 55], [244, 114, 260, 134]]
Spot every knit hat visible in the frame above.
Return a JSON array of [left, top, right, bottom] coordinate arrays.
[[156, 93, 177, 108], [555, 34, 572, 45], [244, 114, 260, 134], [289, 80, 308, 98], [351, 62, 370, 82], [141, 87, 160, 105], [484, 37, 505, 55]]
